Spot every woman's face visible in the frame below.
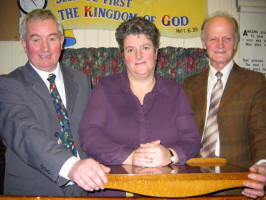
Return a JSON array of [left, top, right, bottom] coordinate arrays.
[[123, 34, 158, 81]]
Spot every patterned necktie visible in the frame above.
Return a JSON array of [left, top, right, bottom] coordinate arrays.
[[200, 72, 223, 158], [47, 74, 77, 156]]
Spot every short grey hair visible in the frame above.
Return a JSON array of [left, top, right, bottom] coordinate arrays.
[[19, 9, 63, 41], [200, 12, 239, 44]]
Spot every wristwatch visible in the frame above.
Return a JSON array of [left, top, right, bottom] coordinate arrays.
[[168, 148, 175, 165]]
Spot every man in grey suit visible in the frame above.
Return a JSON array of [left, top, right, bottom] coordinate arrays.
[[0, 9, 110, 196]]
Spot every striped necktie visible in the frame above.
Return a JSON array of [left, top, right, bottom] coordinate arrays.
[[47, 74, 77, 156], [200, 71, 223, 158]]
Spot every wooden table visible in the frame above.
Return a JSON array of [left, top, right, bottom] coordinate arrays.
[[0, 158, 262, 199], [104, 158, 250, 198], [0, 196, 261, 200]]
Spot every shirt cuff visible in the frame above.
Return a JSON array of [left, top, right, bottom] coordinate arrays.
[[59, 156, 80, 180], [255, 159, 266, 165]]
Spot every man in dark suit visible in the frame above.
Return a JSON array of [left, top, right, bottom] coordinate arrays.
[[183, 13, 266, 199], [0, 9, 110, 196]]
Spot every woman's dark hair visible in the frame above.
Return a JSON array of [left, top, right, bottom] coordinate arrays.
[[115, 17, 160, 54]]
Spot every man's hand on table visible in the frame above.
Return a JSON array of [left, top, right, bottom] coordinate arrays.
[[68, 158, 110, 191], [242, 164, 266, 199]]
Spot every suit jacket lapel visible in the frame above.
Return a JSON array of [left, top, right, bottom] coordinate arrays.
[[219, 64, 245, 109], [61, 66, 81, 152], [23, 63, 57, 118], [218, 64, 248, 157], [61, 66, 78, 118], [193, 69, 209, 136]]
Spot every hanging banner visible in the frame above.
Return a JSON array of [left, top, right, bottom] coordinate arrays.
[[49, 0, 206, 38]]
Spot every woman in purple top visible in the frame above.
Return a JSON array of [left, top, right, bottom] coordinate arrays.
[[79, 17, 201, 168]]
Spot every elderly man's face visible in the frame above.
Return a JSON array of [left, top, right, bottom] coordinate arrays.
[[21, 19, 64, 72], [203, 16, 237, 71]]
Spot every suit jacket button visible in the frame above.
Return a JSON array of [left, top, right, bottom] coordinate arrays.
[[54, 132, 59, 137]]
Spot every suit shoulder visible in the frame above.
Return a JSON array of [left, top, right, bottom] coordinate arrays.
[[186, 71, 206, 81], [62, 66, 88, 79], [0, 66, 27, 83], [62, 66, 91, 89], [236, 65, 265, 84], [238, 66, 265, 78], [183, 71, 207, 89]]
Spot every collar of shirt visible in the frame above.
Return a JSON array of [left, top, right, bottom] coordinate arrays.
[[30, 62, 67, 107], [120, 69, 170, 97], [208, 60, 234, 91]]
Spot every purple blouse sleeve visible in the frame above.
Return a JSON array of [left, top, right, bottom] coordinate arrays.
[[169, 88, 201, 164], [79, 81, 134, 165]]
